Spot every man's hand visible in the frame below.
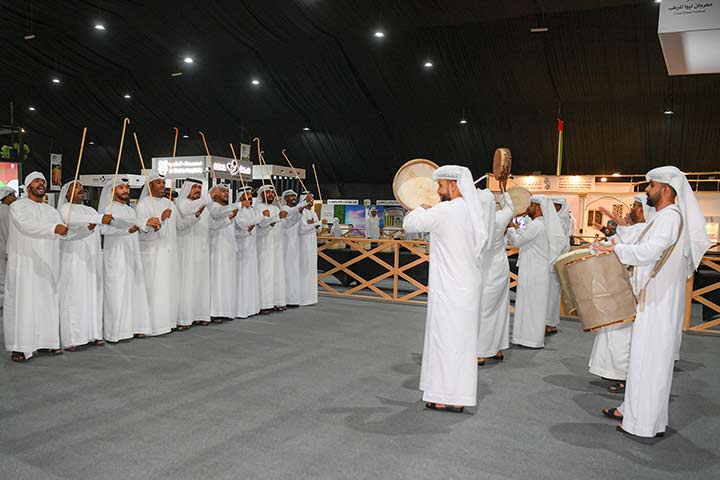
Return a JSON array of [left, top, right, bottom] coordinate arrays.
[[509, 219, 521, 229], [279, 210, 288, 219], [55, 224, 69, 236], [147, 217, 161, 231], [88, 223, 97, 231], [304, 194, 314, 204], [101, 214, 113, 225], [599, 206, 627, 227], [321, 219, 328, 225], [229, 209, 239, 220], [195, 205, 206, 218], [419, 203, 432, 209], [262, 209, 270, 218], [128, 225, 139, 234], [247, 224, 255, 232], [307, 219, 315, 224], [161, 208, 172, 221], [591, 241, 615, 253]]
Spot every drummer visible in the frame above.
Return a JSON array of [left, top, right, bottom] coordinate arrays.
[[506, 196, 567, 348], [594, 166, 710, 438]]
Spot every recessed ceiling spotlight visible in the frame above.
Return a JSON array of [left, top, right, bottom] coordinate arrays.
[[51, 77, 61, 84], [664, 110, 674, 115], [183, 57, 194, 64], [171, 72, 183, 77], [123, 93, 132, 99], [251, 79, 260, 85], [89, 141, 95, 145], [28, 106, 36, 111], [183, 134, 189, 139], [530, 27, 549, 33], [612, 173, 621, 177], [424, 61, 434, 68], [24, 34, 35, 40], [303, 127, 310, 131], [374, 31, 385, 38], [94, 24, 106, 31], [600, 177, 608, 182], [459, 119, 468, 124], [655, 0, 662, 4]]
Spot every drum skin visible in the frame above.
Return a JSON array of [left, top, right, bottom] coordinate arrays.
[[393, 159, 441, 211], [492, 148, 512, 179], [565, 252, 636, 332], [554, 248, 591, 312], [507, 186, 531, 216]]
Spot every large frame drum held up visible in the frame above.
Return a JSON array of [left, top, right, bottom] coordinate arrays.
[[392, 159, 441, 211], [507, 186, 532, 216], [554, 248, 591, 313], [493, 148, 512, 181], [563, 251, 637, 332]]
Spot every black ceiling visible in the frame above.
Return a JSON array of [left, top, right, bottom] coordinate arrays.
[[1, 0, 719, 190]]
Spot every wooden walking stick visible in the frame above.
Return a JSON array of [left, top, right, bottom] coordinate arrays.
[[229, 143, 248, 190], [198, 131, 217, 186], [281, 148, 309, 193], [132, 132, 159, 219], [311, 163, 323, 203], [168, 127, 179, 201], [257, 145, 282, 208], [108, 117, 131, 214], [64, 127, 87, 225]]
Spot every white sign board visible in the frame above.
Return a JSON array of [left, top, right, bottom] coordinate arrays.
[[490, 175, 596, 193], [659, 0, 720, 75], [327, 199, 358, 205]]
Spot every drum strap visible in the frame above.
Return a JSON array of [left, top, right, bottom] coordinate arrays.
[[630, 210, 683, 312]]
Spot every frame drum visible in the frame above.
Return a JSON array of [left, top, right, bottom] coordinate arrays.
[[492, 148, 512, 180], [393, 159, 441, 211], [564, 252, 636, 332], [554, 248, 591, 312], [507, 186, 532, 216]]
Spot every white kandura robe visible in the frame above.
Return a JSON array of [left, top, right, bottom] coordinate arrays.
[[546, 215, 570, 329], [234, 207, 260, 318], [616, 205, 685, 437], [508, 217, 550, 348], [100, 202, 153, 342], [298, 208, 321, 306], [0, 203, 10, 307], [365, 214, 380, 239], [136, 196, 180, 335], [477, 200, 514, 357], [4, 199, 85, 357], [404, 198, 483, 406], [587, 222, 645, 380], [175, 194, 212, 326], [208, 202, 237, 317], [57, 203, 104, 348], [281, 202, 306, 305], [255, 202, 286, 309]]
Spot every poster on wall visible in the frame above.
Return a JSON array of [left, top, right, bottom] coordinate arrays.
[[0, 162, 20, 192], [50, 153, 62, 191], [239, 143, 251, 163]]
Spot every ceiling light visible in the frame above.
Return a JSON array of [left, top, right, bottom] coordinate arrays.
[[51, 77, 61, 84], [94, 24, 106, 31], [123, 93, 131, 99], [303, 127, 310, 131], [183, 134, 189, 139], [664, 110, 674, 115], [251, 79, 260, 85], [28, 106, 36, 111], [89, 141, 95, 145], [374, 31, 385, 38], [24, 34, 35, 40], [530, 27, 549, 33], [171, 72, 183, 77], [459, 119, 468, 124], [20, 128, 26, 133], [424, 61, 433, 68], [612, 173, 621, 177], [183, 57, 194, 64], [600, 177, 608, 182]]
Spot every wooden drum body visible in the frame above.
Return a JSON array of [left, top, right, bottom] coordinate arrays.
[[393, 159, 440, 211], [564, 252, 636, 332], [554, 248, 591, 313]]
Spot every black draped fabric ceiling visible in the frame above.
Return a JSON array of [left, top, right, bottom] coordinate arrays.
[[1, 0, 719, 192]]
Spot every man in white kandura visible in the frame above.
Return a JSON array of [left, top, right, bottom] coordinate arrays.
[[597, 166, 710, 438], [255, 185, 287, 314], [298, 192, 322, 306], [57, 180, 113, 350], [330, 217, 343, 237], [235, 186, 260, 319], [208, 183, 238, 322], [477, 191, 514, 366], [545, 197, 572, 335], [507, 195, 566, 349], [588, 194, 654, 394], [365, 206, 380, 239], [136, 172, 180, 336], [4, 172, 78, 362], [99, 178, 157, 342], [281, 189, 311, 308], [0, 186, 17, 307], [403, 165, 494, 413], [175, 179, 214, 329]]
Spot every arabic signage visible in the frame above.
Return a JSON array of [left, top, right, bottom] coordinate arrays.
[[152, 155, 252, 181]]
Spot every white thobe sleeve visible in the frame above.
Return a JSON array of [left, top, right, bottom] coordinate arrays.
[[255, 206, 278, 228], [10, 204, 59, 239], [59, 205, 104, 227], [300, 211, 320, 233], [234, 209, 254, 237], [614, 213, 680, 267], [507, 219, 543, 247], [63, 223, 96, 240], [403, 206, 442, 233], [613, 223, 646, 245]]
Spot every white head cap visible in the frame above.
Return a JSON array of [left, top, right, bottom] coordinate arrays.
[[529, 194, 567, 264], [646, 166, 711, 275], [432, 165, 494, 258], [22, 171, 46, 197], [0, 186, 16, 201], [98, 177, 129, 213], [551, 197, 569, 218]]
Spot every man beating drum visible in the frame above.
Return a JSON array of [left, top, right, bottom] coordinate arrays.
[[593, 166, 710, 439]]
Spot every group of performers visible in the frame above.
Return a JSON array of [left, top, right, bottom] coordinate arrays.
[[405, 165, 711, 440], [1, 171, 323, 362]]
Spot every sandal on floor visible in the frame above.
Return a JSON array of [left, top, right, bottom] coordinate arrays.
[[602, 407, 624, 420], [66, 346, 78, 352], [608, 382, 626, 394], [51, 349, 64, 355], [134, 333, 146, 338], [95, 340, 105, 346], [425, 402, 464, 413], [211, 318, 223, 324], [493, 352, 504, 361], [477, 358, 486, 366], [11, 352, 27, 362], [616, 425, 664, 438], [194, 321, 210, 326], [178, 325, 190, 331]]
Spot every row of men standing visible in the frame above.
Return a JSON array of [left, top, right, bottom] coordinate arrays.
[[2, 171, 322, 362]]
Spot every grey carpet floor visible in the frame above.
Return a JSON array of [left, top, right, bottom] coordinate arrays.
[[1, 297, 719, 480]]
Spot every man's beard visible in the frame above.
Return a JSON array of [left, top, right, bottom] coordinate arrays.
[[439, 193, 451, 202], [646, 192, 658, 207]]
